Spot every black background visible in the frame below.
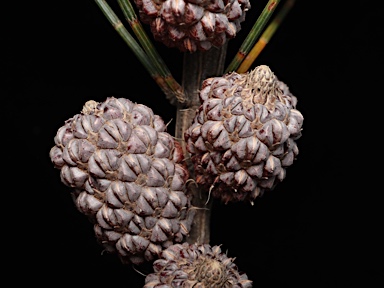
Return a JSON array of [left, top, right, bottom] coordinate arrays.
[[4, 1, 383, 287]]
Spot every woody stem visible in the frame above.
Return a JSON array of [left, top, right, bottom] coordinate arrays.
[[175, 44, 228, 244]]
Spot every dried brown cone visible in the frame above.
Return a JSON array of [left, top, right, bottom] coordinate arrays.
[[144, 242, 253, 287], [49, 97, 196, 265], [184, 65, 304, 204], [133, 0, 251, 52]]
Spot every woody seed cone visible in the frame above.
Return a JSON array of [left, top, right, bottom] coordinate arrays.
[[184, 65, 304, 204], [144, 242, 253, 287], [49, 97, 196, 265], [133, 0, 251, 52]]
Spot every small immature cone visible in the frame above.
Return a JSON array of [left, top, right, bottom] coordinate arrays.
[[184, 65, 304, 204], [49, 97, 196, 265]]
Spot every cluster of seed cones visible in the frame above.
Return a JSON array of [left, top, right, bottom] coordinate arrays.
[[50, 2, 304, 285], [50, 64, 303, 286], [49, 96, 256, 286]]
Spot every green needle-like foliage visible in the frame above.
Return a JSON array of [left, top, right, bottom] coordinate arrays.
[[237, 0, 295, 73], [94, 0, 293, 105], [94, 0, 155, 76], [225, 0, 281, 73], [94, 0, 182, 103], [117, 0, 185, 104]]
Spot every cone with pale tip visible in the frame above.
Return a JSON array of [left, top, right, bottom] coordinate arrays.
[[144, 242, 253, 287], [184, 65, 304, 204]]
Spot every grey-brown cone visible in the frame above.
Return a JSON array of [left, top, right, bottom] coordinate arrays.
[[49, 97, 196, 265], [133, 0, 251, 52], [184, 65, 304, 204], [144, 242, 253, 287]]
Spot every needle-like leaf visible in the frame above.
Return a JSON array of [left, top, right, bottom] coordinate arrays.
[[117, 0, 185, 104], [94, 0, 181, 103], [225, 0, 281, 73], [237, 0, 296, 73]]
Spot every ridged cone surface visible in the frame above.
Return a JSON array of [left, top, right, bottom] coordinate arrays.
[[144, 242, 253, 287], [133, 0, 251, 52], [184, 65, 304, 204], [49, 97, 196, 265]]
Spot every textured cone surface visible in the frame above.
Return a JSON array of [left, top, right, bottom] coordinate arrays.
[[144, 242, 253, 287], [133, 0, 251, 52], [49, 97, 195, 265], [184, 65, 304, 204]]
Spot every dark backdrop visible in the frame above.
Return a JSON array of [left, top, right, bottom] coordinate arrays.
[[4, 1, 382, 287]]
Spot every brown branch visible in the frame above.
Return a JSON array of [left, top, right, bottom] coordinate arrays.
[[174, 44, 228, 244]]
